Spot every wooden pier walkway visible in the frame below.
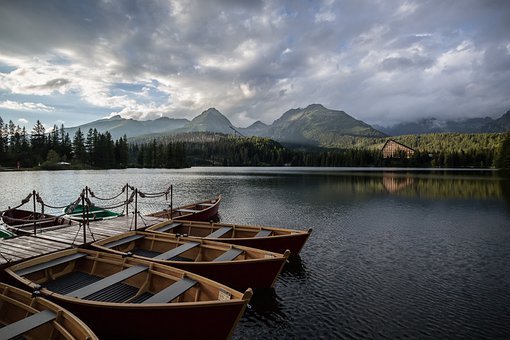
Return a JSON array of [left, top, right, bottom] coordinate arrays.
[[0, 215, 167, 268]]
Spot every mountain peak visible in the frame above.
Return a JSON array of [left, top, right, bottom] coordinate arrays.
[[268, 104, 385, 145], [249, 120, 268, 128], [186, 108, 233, 134], [304, 103, 326, 110]]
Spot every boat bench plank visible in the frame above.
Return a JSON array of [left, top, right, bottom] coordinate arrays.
[[102, 234, 145, 249], [142, 277, 197, 304], [16, 252, 88, 276], [213, 248, 244, 262], [154, 242, 200, 260], [176, 208, 200, 213], [156, 222, 182, 233], [0, 309, 56, 339], [255, 229, 272, 238], [197, 203, 214, 207], [68, 265, 148, 299], [205, 226, 232, 239]]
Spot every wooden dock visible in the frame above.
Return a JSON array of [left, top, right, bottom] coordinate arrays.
[[0, 215, 167, 268]]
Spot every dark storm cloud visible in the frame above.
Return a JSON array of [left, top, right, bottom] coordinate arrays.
[[0, 0, 509, 127]]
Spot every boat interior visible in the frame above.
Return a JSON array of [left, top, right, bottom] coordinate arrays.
[[151, 221, 278, 239], [0, 283, 95, 340], [97, 232, 277, 262], [12, 251, 237, 305]]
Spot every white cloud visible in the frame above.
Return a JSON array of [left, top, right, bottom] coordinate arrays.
[[0, 0, 508, 127], [315, 11, 336, 23], [18, 118, 28, 124], [0, 100, 54, 112]]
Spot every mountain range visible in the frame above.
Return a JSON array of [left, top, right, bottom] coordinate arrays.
[[66, 105, 510, 147], [66, 104, 386, 146], [375, 110, 510, 135]]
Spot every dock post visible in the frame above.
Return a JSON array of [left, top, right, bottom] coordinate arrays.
[[125, 183, 129, 216], [32, 190, 37, 235], [81, 189, 86, 244], [134, 188, 138, 230], [170, 185, 173, 216]]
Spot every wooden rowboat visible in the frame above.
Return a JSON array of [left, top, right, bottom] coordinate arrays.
[[0, 282, 98, 340], [63, 204, 121, 221], [147, 196, 221, 221], [146, 220, 312, 255], [5, 248, 252, 339], [1, 209, 73, 235], [92, 231, 290, 289], [0, 226, 16, 239]]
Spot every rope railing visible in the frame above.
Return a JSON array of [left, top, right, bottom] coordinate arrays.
[[87, 184, 128, 201], [137, 186, 172, 198], [1, 183, 174, 236], [0, 193, 33, 215], [37, 193, 81, 210], [63, 195, 85, 215]]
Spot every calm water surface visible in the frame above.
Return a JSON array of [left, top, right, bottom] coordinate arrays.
[[1, 167, 510, 339]]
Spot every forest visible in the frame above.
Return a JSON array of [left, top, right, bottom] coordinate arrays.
[[1, 116, 509, 170]]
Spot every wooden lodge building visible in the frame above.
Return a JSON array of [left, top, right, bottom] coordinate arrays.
[[382, 139, 415, 158]]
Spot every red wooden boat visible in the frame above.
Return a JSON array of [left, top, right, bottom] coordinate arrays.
[[147, 220, 312, 255], [5, 248, 252, 339], [148, 196, 221, 221], [0, 282, 98, 340], [92, 231, 290, 289], [1, 209, 73, 235]]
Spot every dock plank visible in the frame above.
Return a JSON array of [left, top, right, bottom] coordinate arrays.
[[0, 215, 166, 268]]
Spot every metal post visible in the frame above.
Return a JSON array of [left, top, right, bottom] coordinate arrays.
[[125, 183, 129, 216], [32, 190, 37, 235], [134, 188, 138, 230], [81, 190, 86, 244]]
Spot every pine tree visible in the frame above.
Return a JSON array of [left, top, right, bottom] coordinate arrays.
[[497, 131, 510, 169], [73, 128, 86, 163]]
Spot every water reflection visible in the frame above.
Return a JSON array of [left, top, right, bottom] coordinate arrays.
[[382, 174, 414, 193], [238, 288, 288, 332], [281, 255, 307, 280], [312, 171, 506, 202], [500, 176, 510, 210]]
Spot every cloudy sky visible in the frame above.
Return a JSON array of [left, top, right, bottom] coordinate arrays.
[[1, 0, 509, 130]]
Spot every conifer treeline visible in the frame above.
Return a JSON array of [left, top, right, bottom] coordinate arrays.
[[1, 116, 509, 169], [0, 118, 133, 169]]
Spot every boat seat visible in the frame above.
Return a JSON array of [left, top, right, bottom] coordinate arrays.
[[16, 252, 88, 276], [155, 222, 182, 233], [154, 242, 200, 261], [67, 265, 148, 299], [213, 248, 244, 262], [102, 234, 145, 249], [255, 229, 272, 238], [197, 203, 214, 207], [0, 310, 56, 339], [176, 208, 200, 213], [142, 277, 197, 304], [205, 226, 232, 239]]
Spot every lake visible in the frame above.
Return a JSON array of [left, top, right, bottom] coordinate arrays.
[[1, 167, 510, 339]]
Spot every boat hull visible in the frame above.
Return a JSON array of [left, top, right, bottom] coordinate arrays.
[[149, 196, 221, 221], [206, 233, 311, 255], [5, 249, 251, 340], [168, 258, 287, 289], [1, 209, 71, 234], [92, 231, 289, 289], [48, 296, 247, 339], [147, 220, 312, 255], [0, 282, 98, 340], [64, 204, 121, 221]]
